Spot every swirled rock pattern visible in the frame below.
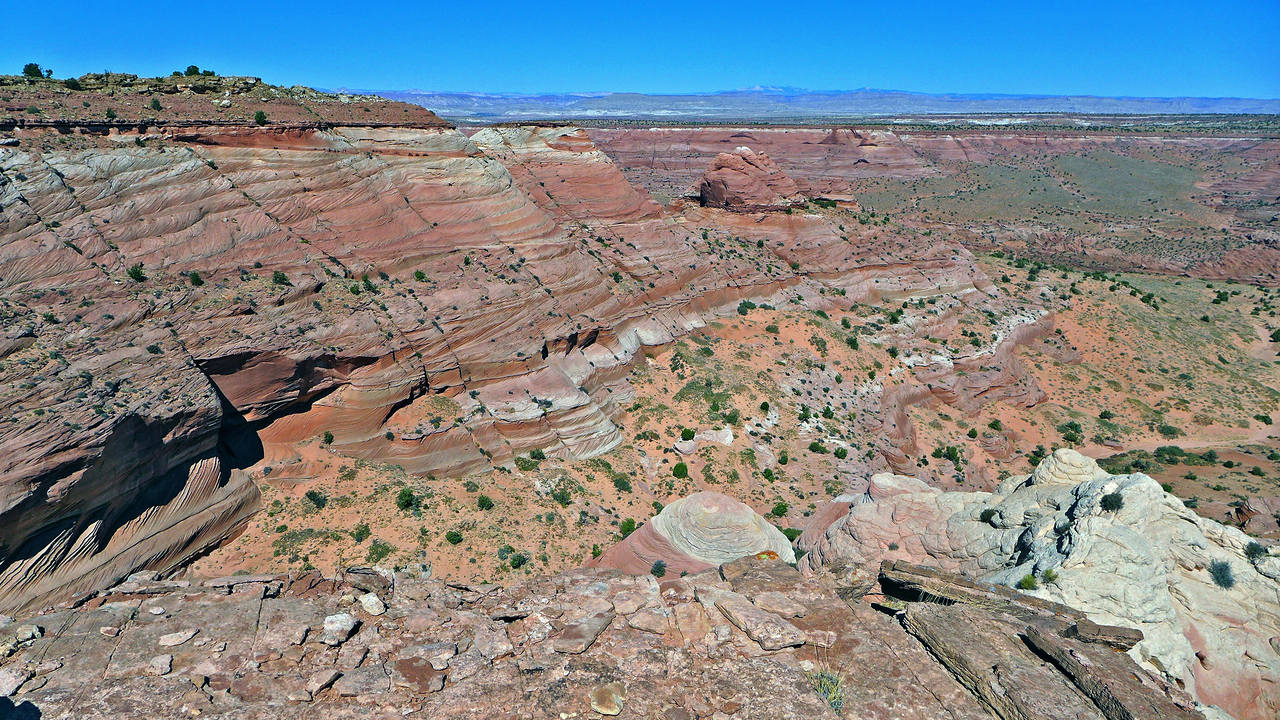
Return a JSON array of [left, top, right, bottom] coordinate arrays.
[[591, 492, 795, 574], [800, 449, 1280, 720], [2, 87, 999, 616]]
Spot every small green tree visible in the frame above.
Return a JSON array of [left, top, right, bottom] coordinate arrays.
[[672, 462, 688, 478], [304, 489, 328, 509], [149, 98, 162, 111], [322, 431, 334, 444], [254, 110, 268, 126], [445, 530, 464, 545], [477, 495, 494, 510], [187, 271, 204, 286], [771, 501, 789, 517], [105, 108, 117, 119], [184, 65, 201, 76], [272, 270, 291, 286], [126, 263, 147, 282], [680, 427, 695, 441], [396, 487, 418, 511], [650, 560, 667, 577], [1017, 573, 1039, 590], [619, 518, 637, 537], [22, 63, 43, 78]]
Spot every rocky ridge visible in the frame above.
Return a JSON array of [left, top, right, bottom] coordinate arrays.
[[0, 551, 1205, 720], [799, 449, 1280, 720]]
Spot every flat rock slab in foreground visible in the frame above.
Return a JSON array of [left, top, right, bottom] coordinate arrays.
[[0, 559, 1202, 720]]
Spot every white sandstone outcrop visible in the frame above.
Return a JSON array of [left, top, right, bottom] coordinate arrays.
[[801, 448, 1280, 720]]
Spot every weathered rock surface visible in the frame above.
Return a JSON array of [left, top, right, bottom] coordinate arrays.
[[801, 449, 1280, 720], [696, 146, 807, 211], [0, 553, 1201, 719], [0, 103, 994, 614], [590, 491, 795, 574]]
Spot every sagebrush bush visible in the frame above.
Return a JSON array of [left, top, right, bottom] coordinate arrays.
[[1208, 560, 1235, 589]]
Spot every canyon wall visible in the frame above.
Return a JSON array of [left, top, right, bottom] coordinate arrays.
[[0, 118, 990, 613]]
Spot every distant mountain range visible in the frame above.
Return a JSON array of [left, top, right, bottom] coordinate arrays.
[[356, 87, 1280, 121]]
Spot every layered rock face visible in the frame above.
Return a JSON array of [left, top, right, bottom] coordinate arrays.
[[800, 449, 1280, 720], [695, 147, 807, 211], [0, 553, 1204, 719], [590, 127, 1280, 285], [1, 106, 995, 614], [589, 492, 795, 574]]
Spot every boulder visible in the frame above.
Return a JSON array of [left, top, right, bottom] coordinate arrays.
[[696, 147, 806, 212]]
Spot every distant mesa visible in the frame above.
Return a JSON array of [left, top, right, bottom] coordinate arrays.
[[590, 491, 795, 575], [695, 146, 808, 212]]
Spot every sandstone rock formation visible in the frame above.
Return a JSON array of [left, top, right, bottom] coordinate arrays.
[[589, 492, 795, 574], [2, 86, 993, 613], [0, 554, 1204, 719], [800, 449, 1280, 720], [696, 147, 807, 211], [590, 127, 1280, 285]]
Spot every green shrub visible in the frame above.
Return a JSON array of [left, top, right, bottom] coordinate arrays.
[[187, 271, 204, 286], [413, 270, 427, 281], [254, 110, 268, 125], [304, 489, 328, 509], [1017, 573, 1039, 590], [350, 522, 371, 543], [322, 431, 334, 444], [1246, 541, 1267, 563], [1100, 492, 1124, 512], [149, 98, 162, 111], [514, 456, 540, 471], [672, 462, 688, 478], [1208, 560, 1235, 588], [127, 263, 147, 282], [477, 495, 494, 510], [980, 508, 997, 525], [771, 502, 789, 517], [619, 518, 636, 537], [509, 553, 529, 569], [272, 271, 291, 285], [1042, 568, 1059, 584], [778, 451, 789, 465], [833, 447, 848, 459], [366, 539, 394, 563], [737, 300, 756, 315], [63, 77, 81, 90], [529, 449, 546, 460], [105, 108, 117, 119], [650, 560, 667, 577], [612, 476, 632, 493], [759, 401, 769, 412], [681, 427, 695, 441], [808, 670, 845, 712], [781, 527, 802, 541], [808, 441, 828, 454], [445, 530, 464, 545], [396, 487, 418, 511]]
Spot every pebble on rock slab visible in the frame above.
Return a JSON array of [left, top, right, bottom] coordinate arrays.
[[590, 681, 626, 715]]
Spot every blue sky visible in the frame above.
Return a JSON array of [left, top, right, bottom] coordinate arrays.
[[7, 0, 1279, 97]]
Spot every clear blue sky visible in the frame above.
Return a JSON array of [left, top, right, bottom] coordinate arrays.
[[7, 0, 1279, 97]]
